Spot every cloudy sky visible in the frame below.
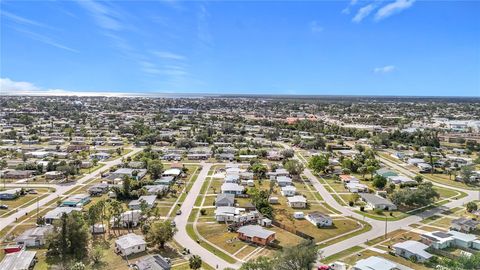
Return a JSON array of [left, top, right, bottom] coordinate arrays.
[[1, 0, 479, 96]]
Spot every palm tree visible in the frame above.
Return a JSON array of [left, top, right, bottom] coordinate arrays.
[[189, 255, 202, 270]]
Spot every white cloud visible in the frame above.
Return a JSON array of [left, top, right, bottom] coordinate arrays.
[[342, 0, 359, 14], [76, 0, 123, 31], [373, 65, 396, 74], [353, 4, 377, 23], [1, 11, 48, 28], [14, 28, 79, 53], [309, 21, 324, 33], [375, 0, 415, 21], [0, 78, 129, 96], [153, 51, 186, 61]]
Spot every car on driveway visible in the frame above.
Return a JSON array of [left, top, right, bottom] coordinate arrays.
[[0, 205, 9, 209]]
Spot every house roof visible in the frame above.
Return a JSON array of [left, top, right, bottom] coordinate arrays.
[[135, 254, 171, 270], [0, 250, 37, 270], [359, 193, 395, 206], [221, 183, 244, 192], [216, 193, 235, 204], [163, 168, 181, 176], [452, 217, 480, 227], [237, 225, 275, 239], [354, 256, 412, 270], [288, 195, 306, 204], [116, 233, 146, 249], [392, 240, 432, 259]]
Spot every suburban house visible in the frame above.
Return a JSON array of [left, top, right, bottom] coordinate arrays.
[[237, 225, 276, 246], [392, 240, 433, 263], [421, 230, 480, 250], [115, 233, 147, 256], [221, 183, 244, 196], [267, 168, 289, 180], [0, 250, 37, 270], [44, 207, 82, 224], [45, 171, 65, 180], [276, 176, 293, 187], [215, 193, 235, 207], [376, 168, 398, 178], [15, 225, 53, 247], [280, 186, 296, 197], [155, 176, 175, 185], [162, 168, 182, 178], [359, 193, 397, 210], [87, 183, 109, 196], [345, 182, 368, 193], [450, 217, 480, 233], [287, 195, 307, 208], [225, 174, 240, 184], [387, 175, 416, 185], [61, 194, 91, 208], [145, 185, 169, 196], [4, 170, 33, 179], [111, 168, 148, 181], [112, 210, 142, 228], [90, 152, 111, 160], [214, 207, 259, 223], [129, 195, 157, 210], [353, 256, 412, 270], [306, 211, 333, 227], [0, 188, 21, 200], [339, 175, 360, 183], [134, 254, 171, 270]]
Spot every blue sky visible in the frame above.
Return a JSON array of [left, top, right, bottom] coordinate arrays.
[[1, 0, 479, 96]]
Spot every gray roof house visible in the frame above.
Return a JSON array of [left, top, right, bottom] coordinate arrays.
[[0, 250, 37, 270], [451, 217, 480, 233], [129, 195, 157, 210], [134, 254, 171, 270], [115, 233, 147, 256], [392, 240, 433, 263], [306, 211, 333, 227], [359, 193, 397, 210], [215, 193, 235, 207], [15, 225, 53, 247], [221, 183, 244, 195]]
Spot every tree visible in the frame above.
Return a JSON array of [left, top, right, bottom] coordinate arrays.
[[276, 241, 318, 270], [358, 166, 367, 179], [466, 201, 478, 213], [147, 220, 177, 248], [46, 211, 90, 262], [281, 149, 294, 159], [148, 160, 164, 179], [425, 146, 435, 174], [308, 155, 329, 174], [389, 182, 440, 208], [189, 255, 202, 270], [122, 175, 132, 198], [249, 188, 274, 219], [91, 245, 104, 266], [283, 159, 304, 177], [251, 163, 267, 179], [240, 256, 275, 270], [372, 175, 387, 190], [460, 166, 474, 183], [87, 204, 101, 236], [414, 175, 423, 183]]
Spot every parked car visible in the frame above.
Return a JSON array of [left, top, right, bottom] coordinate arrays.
[[0, 205, 9, 209], [176, 210, 182, 215]]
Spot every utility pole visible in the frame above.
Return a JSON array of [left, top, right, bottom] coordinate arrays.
[[385, 215, 388, 239]]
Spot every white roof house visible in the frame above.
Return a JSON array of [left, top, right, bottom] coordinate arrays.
[[221, 183, 244, 195], [392, 240, 433, 262], [0, 250, 37, 270], [115, 233, 147, 256], [162, 168, 182, 177], [128, 195, 157, 210], [287, 195, 307, 208], [44, 207, 82, 224], [281, 186, 296, 197], [353, 256, 412, 270]]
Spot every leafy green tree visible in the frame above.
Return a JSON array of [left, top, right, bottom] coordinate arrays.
[[372, 175, 387, 190], [283, 159, 304, 177], [276, 241, 318, 270], [189, 255, 202, 269], [251, 163, 267, 179], [308, 155, 329, 174], [148, 160, 164, 179], [466, 201, 478, 213], [147, 220, 177, 248], [460, 166, 474, 183]]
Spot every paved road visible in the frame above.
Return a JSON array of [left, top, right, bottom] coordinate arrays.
[[304, 166, 478, 258], [0, 148, 142, 231], [173, 163, 242, 270], [278, 143, 479, 259]]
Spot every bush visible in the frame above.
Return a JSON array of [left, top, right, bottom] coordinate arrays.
[[360, 206, 365, 212], [200, 209, 207, 215], [349, 201, 354, 207]]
